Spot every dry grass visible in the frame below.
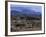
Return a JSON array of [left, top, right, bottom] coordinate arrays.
[[11, 16, 41, 32]]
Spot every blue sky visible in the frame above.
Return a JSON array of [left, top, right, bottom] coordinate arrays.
[[11, 4, 42, 13]]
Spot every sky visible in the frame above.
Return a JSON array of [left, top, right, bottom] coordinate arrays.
[[11, 4, 42, 13]]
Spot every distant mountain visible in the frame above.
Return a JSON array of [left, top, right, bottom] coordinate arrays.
[[11, 7, 41, 17]]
